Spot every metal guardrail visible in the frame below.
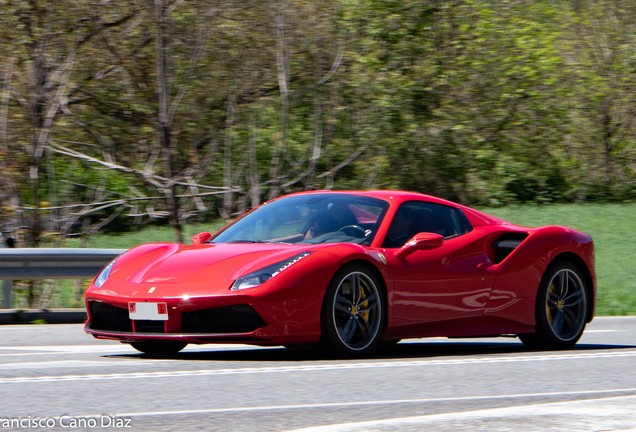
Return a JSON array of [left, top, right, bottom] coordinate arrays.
[[0, 248, 127, 309]]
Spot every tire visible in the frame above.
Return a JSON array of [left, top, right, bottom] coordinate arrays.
[[319, 264, 384, 357], [519, 261, 588, 350], [130, 340, 187, 355]]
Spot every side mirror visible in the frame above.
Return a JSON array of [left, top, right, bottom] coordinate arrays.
[[192, 232, 212, 245], [396, 232, 444, 259]]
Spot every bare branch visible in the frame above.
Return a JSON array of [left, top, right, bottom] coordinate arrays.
[[166, 3, 218, 125], [268, 0, 291, 199], [84, 205, 127, 238], [194, 138, 219, 183], [282, 98, 323, 189], [221, 90, 236, 219], [247, 126, 260, 208], [19, 190, 240, 212], [34, 51, 76, 163], [155, 0, 168, 127], [46, 139, 242, 193], [0, 57, 15, 150], [165, 0, 186, 16], [317, 134, 374, 179], [314, 41, 345, 87], [46, 139, 153, 180], [184, 176, 206, 212], [60, 180, 136, 198]]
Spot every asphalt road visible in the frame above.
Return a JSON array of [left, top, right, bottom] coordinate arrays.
[[1, 317, 636, 431]]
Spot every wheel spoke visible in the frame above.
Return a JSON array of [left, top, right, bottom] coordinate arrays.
[[563, 296, 584, 308], [356, 318, 370, 341], [557, 273, 564, 299], [350, 274, 359, 305], [562, 308, 576, 331], [336, 294, 352, 307], [341, 317, 357, 344], [358, 302, 378, 314], [563, 290, 582, 303], [358, 293, 377, 309], [562, 306, 579, 324], [562, 271, 570, 300], [552, 311, 565, 335], [334, 302, 350, 314]]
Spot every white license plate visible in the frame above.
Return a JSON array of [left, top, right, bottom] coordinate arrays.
[[128, 302, 169, 320]]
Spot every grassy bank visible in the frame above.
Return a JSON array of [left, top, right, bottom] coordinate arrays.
[[64, 221, 228, 249], [482, 204, 636, 316], [17, 205, 635, 315]]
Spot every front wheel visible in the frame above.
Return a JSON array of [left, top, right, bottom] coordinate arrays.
[[320, 264, 384, 357], [130, 340, 187, 355], [519, 261, 588, 350]]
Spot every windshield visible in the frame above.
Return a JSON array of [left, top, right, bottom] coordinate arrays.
[[211, 194, 389, 245]]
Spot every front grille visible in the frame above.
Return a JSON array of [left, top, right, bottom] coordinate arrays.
[[89, 301, 133, 332], [182, 305, 266, 334], [134, 320, 165, 333]]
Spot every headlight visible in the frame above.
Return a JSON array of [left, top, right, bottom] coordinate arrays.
[[231, 252, 313, 291], [94, 257, 119, 288]]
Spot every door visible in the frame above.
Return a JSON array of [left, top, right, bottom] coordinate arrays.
[[382, 202, 495, 328]]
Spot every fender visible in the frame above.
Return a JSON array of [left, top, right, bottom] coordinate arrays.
[[483, 226, 594, 326]]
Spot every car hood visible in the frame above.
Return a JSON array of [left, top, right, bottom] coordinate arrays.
[[109, 242, 317, 286]]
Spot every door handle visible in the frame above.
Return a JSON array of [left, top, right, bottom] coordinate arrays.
[[476, 262, 490, 270]]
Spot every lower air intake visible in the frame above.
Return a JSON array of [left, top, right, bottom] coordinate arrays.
[[182, 305, 266, 333], [134, 320, 166, 333], [90, 301, 133, 332]]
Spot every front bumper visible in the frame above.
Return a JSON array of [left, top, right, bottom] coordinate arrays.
[[85, 299, 281, 344], [85, 321, 281, 344]]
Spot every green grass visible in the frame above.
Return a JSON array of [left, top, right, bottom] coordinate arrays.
[[63, 221, 228, 249], [480, 204, 636, 316], [9, 206, 636, 315]]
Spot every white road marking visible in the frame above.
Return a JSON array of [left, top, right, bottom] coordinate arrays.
[[0, 352, 81, 358], [583, 329, 621, 333], [0, 345, 133, 353], [0, 343, 265, 357], [59, 389, 636, 419], [2, 349, 636, 384], [281, 394, 636, 432], [0, 360, 168, 370], [0, 345, 133, 357], [0, 324, 83, 330]]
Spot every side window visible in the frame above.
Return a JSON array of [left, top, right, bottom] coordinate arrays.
[[382, 202, 473, 248]]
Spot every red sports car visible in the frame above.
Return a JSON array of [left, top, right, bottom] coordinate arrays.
[[84, 191, 595, 356]]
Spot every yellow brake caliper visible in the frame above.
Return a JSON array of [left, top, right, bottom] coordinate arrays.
[[547, 282, 555, 323], [359, 284, 369, 322]]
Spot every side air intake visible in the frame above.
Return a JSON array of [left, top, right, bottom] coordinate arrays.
[[491, 233, 528, 264]]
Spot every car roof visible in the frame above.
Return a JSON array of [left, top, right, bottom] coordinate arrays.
[[282, 189, 449, 204], [278, 190, 505, 226]]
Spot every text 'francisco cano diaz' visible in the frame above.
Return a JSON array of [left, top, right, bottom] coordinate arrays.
[[0, 416, 132, 428]]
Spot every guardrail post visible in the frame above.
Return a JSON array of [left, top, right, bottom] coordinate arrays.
[[2, 280, 12, 309]]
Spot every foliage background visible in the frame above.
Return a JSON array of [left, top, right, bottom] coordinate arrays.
[[1, 1, 636, 311], [3, 0, 636, 241]]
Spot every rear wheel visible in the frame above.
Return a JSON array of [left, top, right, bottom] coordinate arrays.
[[319, 264, 384, 357], [130, 341, 187, 355], [519, 261, 588, 350]]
